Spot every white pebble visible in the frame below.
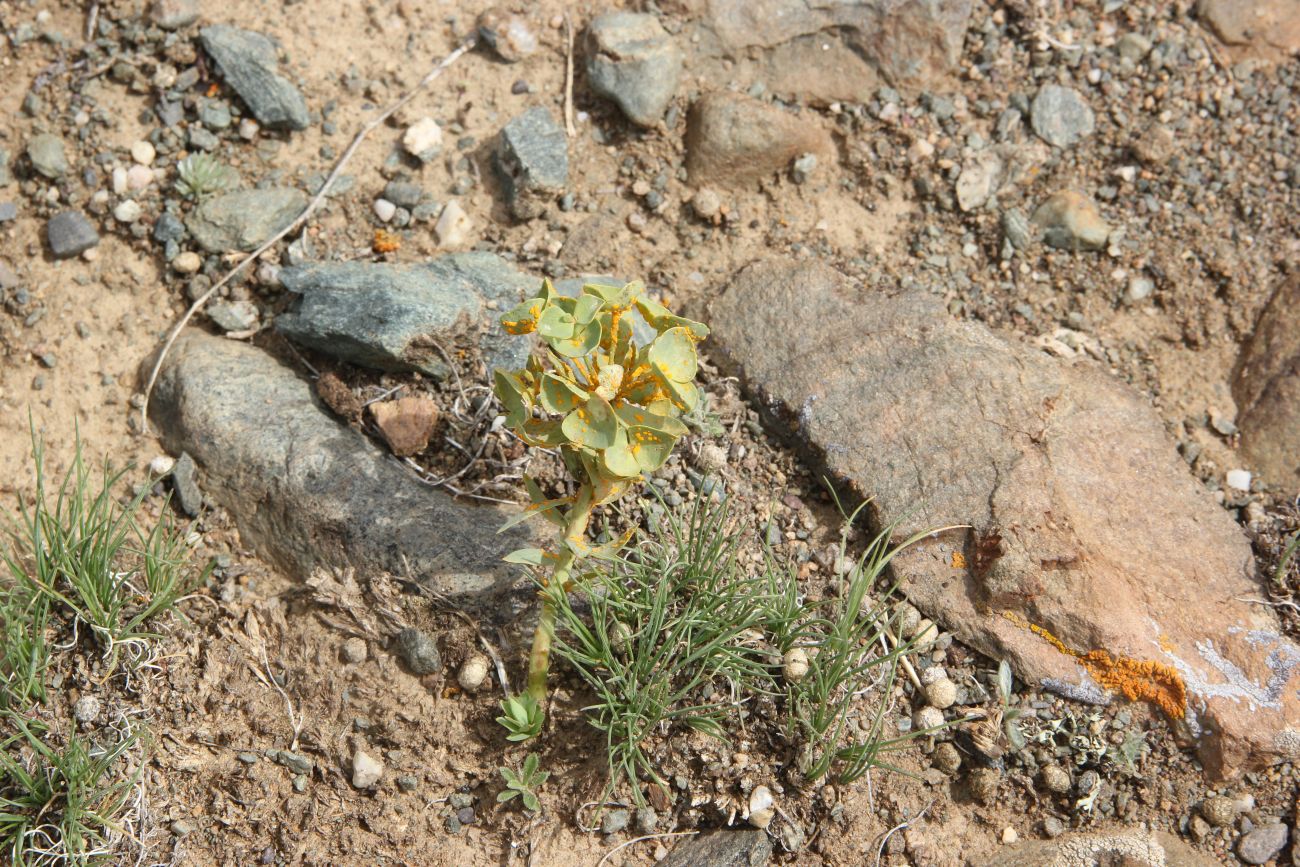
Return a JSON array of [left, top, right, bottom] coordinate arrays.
[[113, 200, 142, 223], [130, 140, 156, 166], [1002, 826, 1019, 844], [73, 694, 101, 723], [373, 198, 397, 222], [149, 455, 176, 476], [351, 750, 383, 789], [920, 665, 948, 686], [457, 655, 490, 691], [692, 188, 721, 220], [1225, 469, 1252, 491], [111, 167, 129, 196], [402, 117, 443, 160], [127, 165, 154, 190], [747, 785, 775, 829], [238, 118, 260, 141], [171, 251, 202, 274], [914, 705, 945, 731], [435, 200, 472, 247], [782, 647, 809, 683]]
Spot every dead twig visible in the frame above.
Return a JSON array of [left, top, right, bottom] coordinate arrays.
[[882, 625, 923, 692], [873, 800, 934, 867], [140, 36, 479, 432], [562, 13, 577, 137]]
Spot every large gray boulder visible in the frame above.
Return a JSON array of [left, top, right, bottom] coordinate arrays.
[[148, 331, 534, 612], [276, 252, 536, 378], [709, 258, 1300, 779]]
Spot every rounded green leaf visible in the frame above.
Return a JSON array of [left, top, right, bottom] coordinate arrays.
[[540, 373, 588, 414], [501, 298, 544, 335], [537, 305, 576, 340], [635, 297, 710, 339], [601, 430, 641, 478], [615, 404, 687, 437], [573, 293, 604, 324], [520, 418, 567, 447], [549, 320, 602, 358], [628, 426, 676, 471], [562, 395, 618, 449], [654, 370, 699, 413], [647, 327, 698, 383]]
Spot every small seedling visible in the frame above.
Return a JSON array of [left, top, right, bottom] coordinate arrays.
[[174, 153, 235, 201], [497, 753, 548, 813], [492, 279, 707, 738]]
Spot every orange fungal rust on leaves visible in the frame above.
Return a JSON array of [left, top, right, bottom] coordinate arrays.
[[1002, 611, 1186, 720]]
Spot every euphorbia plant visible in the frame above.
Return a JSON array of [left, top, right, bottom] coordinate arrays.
[[492, 278, 707, 740]]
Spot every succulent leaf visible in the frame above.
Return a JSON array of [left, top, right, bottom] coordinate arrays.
[[502, 299, 544, 335], [561, 395, 618, 450], [494, 370, 531, 428], [540, 373, 587, 414], [537, 305, 576, 340], [573, 293, 603, 324], [647, 327, 698, 383], [550, 320, 602, 358]]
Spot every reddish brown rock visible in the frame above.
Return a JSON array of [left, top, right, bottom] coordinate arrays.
[[370, 396, 439, 457], [709, 258, 1300, 779], [685, 93, 834, 189], [1233, 274, 1300, 491], [1197, 0, 1300, 64]]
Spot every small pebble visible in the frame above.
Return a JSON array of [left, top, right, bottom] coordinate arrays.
[[373, 198, 397, 222], [171, 251, 202, 274], [113, 200, 142, 223], [351, 750, 383, 789], [1237, 823, 1288, 865], [1042, 764, 1071, 794], [1225, 469, 1251, 491], [692, 188, 721, 220], [435, 200, 472, 247], [149, 455, 176, 476], [925, 677, 958, 710], [130, 140, 156, 166], [394, 628, 441, 675], [1199, 795, 1238, 828], [457, 654, 490, 691], [602, 807, 631, 835], [747, 785, 775, 829], [1001, 827, 1018, 845], [341, 637, 368, 664], [913, 705, 944, 731], [72, 694, 101, 723], [782, 647, 809, 683]]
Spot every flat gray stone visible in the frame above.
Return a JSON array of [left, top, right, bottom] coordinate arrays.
[[586, 12, 682, 127], [186, 187, 306, 253], [661, 828, 771, 867], [1031, 84, 1095, 148], [709, 258, 1300, 779], [495, 107, 568, 220], [46, 211, 100, 259], [199, 25, 310, 130], [1237, 823, 1288, 865], [148, 331, 535, 610], [276, 252, 536, 379], [26, 134, 68, 180]]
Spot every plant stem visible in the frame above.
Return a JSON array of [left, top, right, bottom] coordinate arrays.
[[525, 485, 595, 704]]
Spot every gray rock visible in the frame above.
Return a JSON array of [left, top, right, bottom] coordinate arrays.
[[1237, 823, 1288, 865], [0, 148, 11, 186], [147, 331, 535, 611], [274, 750, 313, 775], [72, 694, 101, 723], [170, 452, 203, 517], [1031, 190, 1110, 252], [151, 0, 200, 29], [153, 212, 186, 246], [382, 179, 423, 209], [395, 628, 441, 675], [0, 202, 18, 222], [186, 188, 307, 253], [199, 25, 310, 130], [709, 258, 1299, 779], [46, 211, 100, 258], [687, 0, 971, 104], [26, 134, 68, 180], [685, 92, 834, 188], [1031, 85, 1095, 148], [586, 12, 682, 127], [661, 828, 772, 867], [601, 808, 630, 835], [495, 107, 568, 220], [1233, 274, 1300, 490], [276, 253, 535, 379], [207, 299, 259, 332], [1117, 32, 1152, 62]]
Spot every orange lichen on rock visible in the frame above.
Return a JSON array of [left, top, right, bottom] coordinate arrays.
[[951, 551, 967, 569], [1002, 610, 1186, 720], [372, 229, 401, 253]]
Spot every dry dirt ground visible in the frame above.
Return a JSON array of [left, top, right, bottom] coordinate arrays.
[[2, 0, 1299, 865]]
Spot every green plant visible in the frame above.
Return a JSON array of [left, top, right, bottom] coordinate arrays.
[[492, 279, 707, 737], [550, 495, 774, 804], [0, 582, 50, 712], [995, 658, 1027, 751], [497, 753, 549, 813], [1274, 530, 1299, 587], [772, 505, 952, 784], [0, 715, 142, 867], [173, 153, 235, 201], [2, 435, 204, 678]]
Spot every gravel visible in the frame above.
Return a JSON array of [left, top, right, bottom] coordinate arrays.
[[46, 211, 100, 258]]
